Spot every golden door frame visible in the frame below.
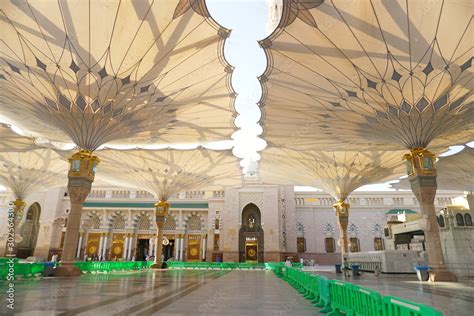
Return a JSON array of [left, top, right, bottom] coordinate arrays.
[[245, 241, 258, 263], [187, 235, 201, 262]]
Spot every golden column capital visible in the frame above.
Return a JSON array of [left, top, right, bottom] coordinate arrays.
[[13, 198, 25, 209], [154, 200, 170, 224], [68, 149, 100, 181], [333, 200, 350, 218], [13, 198, 26, 221], [404, 148, 436, 177]]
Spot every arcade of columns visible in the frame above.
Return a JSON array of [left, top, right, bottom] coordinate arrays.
[[62, 210, 210, 263]]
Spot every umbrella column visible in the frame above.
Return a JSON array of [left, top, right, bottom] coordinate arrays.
[[333, 201, 350, 260], [55, 150, 99, 276], [405, 149, 457, 282], [152, 201, 169, 268]]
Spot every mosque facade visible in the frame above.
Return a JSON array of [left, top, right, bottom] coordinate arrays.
[[1, 184, 469, 267]]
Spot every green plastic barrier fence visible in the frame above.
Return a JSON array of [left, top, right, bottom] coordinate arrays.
[[303, 275, 318, 301], [315, 275, 332, 313], [1, 261, 44, 280], [382, 296, 442, 316], [328, 280, 354, 316], [353, 284, 382, 316], [275, 266, 442, 316]]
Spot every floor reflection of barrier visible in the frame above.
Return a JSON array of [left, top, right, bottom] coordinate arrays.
[[165, 261, 302, 271], [74, 261, 153, 273], [272, 266, 442, 316]]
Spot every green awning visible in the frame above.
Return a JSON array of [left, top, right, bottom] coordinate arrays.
[[385, 209, 417, 215]]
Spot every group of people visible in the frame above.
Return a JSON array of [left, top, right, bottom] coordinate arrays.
[[284, 256, 363, 278], [83, 254, 105, 262]]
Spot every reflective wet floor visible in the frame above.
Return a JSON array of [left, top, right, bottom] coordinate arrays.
[[0, 270, 314, 315], [1, 268, 473, 315]]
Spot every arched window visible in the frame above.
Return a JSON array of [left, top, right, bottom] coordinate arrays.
[[374, 237, 384, 251], [297, 237, 306, 253], [90, 215, 101, 229], [465, 214, 473, 226], [437, 215, 445, 227], [113, 215, 125, 229], [26, 209, 34, 220], [325, 238, 335, 253], [164, 215, 176, 231], [187, 215, 201, 231], [137, 215, 150, 230], [456, 213, 465, 226], [214, 218, 220, 230], [350, 237, 360, 252]]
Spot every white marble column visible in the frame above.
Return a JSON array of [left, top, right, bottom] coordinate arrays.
[[82, 231, 89, 258], [123, 235, 129, 260], [151, 237, 156, 257], [175, 235, 180, 260], [127, 234, 135, 260], [76, 232, 83, 259], [98, 234, 104, 259], [101, 235, 108, 258], [201, 236, 206, 260], [179, 237, 185, 261]]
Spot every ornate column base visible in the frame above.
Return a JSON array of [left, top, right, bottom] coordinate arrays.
[[53, 264, 81, 277], [429, 269, 458, 282]]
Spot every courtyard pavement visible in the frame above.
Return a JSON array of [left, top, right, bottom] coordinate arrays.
[[1, 267, 473, 315]]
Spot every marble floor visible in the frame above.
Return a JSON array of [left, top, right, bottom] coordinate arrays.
[[0, 270, 314, 316], [1, 268, 472, 315]]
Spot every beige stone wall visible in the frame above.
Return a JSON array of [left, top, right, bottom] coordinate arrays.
[[261, 186, 280, 253], [33, 187, 66, 258], [206, 199, 224, 261], [221, 188, 239, 253], [282, 186, 297, 253]]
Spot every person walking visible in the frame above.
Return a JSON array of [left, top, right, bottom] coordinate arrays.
[[342, 257, 351, 278]]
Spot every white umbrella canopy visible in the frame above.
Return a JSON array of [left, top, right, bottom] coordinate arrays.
[[81, 148, 243, 201], [259, 0, 474, 151], [0, 123, 37, 152], [0, 0, 236, 151], [0, 148, 68, 200], [392, 147, 474, 191], [259, 148, 406, 201]]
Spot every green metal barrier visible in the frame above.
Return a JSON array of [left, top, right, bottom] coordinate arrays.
[[328, 280, 354, 316], [276, 266, 442, 316], [0, 261, 44, 280], [382, 296, 442, 316], [315, 275, 332, 313], [353, 284, 382, 316]]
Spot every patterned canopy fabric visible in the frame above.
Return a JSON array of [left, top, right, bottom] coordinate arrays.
[[392, 147, 474, 191], [0, 0, 236, 150], [259, 0, 473, 151], [259, 148, 406, 200], [0, 148, 68, 199], [85, 148, 242, 201]]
